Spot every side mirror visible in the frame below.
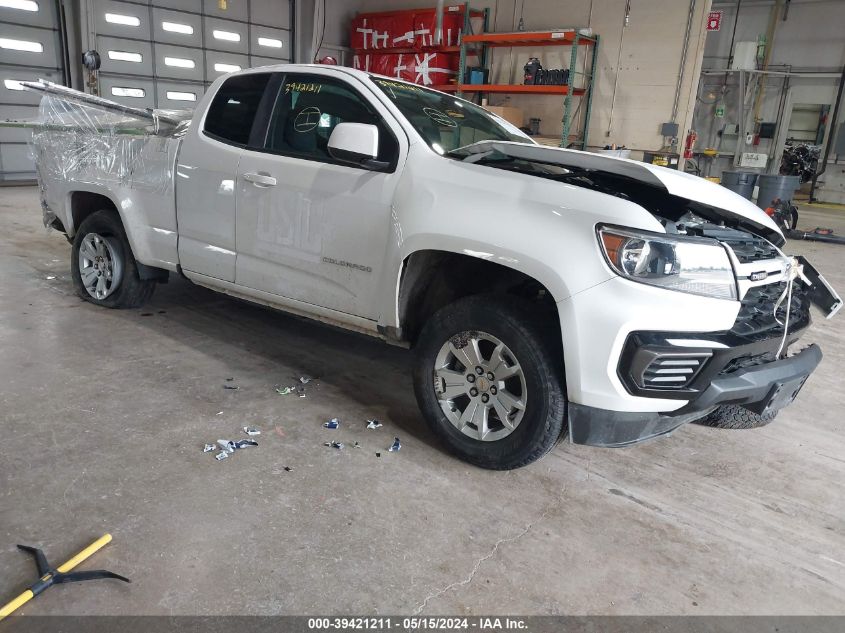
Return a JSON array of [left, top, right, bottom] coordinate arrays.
[[327, 122, 389, 170]]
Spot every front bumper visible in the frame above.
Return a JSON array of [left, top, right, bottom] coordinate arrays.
[[569, 343, 822, 447]]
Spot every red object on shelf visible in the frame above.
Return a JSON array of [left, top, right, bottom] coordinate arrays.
[[354, 52, 459, 87], [351, 9, 463, 52]]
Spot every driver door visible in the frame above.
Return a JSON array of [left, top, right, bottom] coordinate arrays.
[[235, 72, 405, 320]]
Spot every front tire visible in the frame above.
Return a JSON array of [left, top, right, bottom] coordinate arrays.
[[413, 295, 566, 470], [71, 210, 155, 309]]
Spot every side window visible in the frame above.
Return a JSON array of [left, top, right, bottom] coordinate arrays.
[[204, 73, 272, 146], [263, 74, 398, 166]]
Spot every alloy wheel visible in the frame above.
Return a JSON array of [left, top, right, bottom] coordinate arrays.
[[433, 331, 527, 441]]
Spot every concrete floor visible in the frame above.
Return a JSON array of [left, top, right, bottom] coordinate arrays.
[[1, 185, 844, 616]]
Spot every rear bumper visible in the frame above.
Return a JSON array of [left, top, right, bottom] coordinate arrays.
[[569, 344, 822, 447]]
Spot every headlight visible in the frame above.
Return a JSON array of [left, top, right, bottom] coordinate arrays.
[[597, 226, 737, 300]]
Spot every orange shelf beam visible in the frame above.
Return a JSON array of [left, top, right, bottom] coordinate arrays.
[[461, 30, 596, 47], [434, 84, 585, 95]]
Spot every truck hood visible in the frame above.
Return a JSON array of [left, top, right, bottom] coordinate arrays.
[[457, 141, 783, 241]]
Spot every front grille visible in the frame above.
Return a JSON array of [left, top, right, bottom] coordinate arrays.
[[721, 350, 778, 375], [640, 354, 709, 390], [724, 236, 781, 264], [732, 281, 810, 338]]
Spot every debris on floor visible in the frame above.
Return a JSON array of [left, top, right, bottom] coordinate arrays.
[[366, 419, 383, 429], [325, 441, 344, 450], [353, 441, 361, 449], [202, 444, 215, 453], [389, 437, 401, 452], [223, 384, 239, 390], [299, 376, 313, 384], [284, 466, 292, 472], [243, 426, 260, 436], [216, 438, 258, 454], [275, 386, 294, 395], [324, 418, 340, 429], [215, 451, 229, 461], [375, 452, 381, 457]]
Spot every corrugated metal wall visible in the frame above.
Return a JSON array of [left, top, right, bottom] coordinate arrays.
[[0, 0, 294, 182], [0, 0, 65, 181]]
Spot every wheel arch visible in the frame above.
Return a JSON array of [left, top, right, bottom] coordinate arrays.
[[66, 188, 122, 237], [395, 247, 565, 352]]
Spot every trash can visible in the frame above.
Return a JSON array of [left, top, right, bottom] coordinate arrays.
[[756, 174, 801, 209], [720, 171, 757, 200]]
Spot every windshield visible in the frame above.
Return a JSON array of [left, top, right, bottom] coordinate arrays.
[[370, 76, 532, 154]]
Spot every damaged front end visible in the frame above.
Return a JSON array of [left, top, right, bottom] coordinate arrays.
[[452, 141, 841, 445]]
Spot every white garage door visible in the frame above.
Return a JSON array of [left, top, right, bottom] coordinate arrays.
[[0, 0, 293, 182], [0, 0, 65, 182], [94, 0, 292, 111]]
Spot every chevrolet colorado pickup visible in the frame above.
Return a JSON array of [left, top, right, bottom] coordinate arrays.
[[31, 65, 841, 469]]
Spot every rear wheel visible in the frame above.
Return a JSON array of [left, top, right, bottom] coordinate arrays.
[[694, 404, 778, 429], [413, 295, 566, 470], [71, 210, 155, 308]]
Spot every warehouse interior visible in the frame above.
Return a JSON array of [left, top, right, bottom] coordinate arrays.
[[1, 0, 844, 624]]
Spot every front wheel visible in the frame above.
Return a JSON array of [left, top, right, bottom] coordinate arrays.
[[71, 210, 155, 308], [412, 295, 566, 470]]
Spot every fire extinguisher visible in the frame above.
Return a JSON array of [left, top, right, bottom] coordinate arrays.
[[684, 129, 697, 159]]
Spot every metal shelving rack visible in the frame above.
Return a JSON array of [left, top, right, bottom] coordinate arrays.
[[435, 30, 599, 149]]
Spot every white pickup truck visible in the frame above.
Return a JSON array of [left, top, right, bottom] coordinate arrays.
[[30, 65, 841, 469]]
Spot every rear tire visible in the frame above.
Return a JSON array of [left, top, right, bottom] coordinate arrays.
[[413, 295, 566, 470], [694, 404, 778, 429], [71, 210, 155, 309]]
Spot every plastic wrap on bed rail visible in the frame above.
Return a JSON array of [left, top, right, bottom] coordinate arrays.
[[30, 93, 187, 198]]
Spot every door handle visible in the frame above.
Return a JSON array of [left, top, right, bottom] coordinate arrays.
[[243, 172, 277, 187]]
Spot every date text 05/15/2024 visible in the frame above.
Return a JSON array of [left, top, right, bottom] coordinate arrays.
[[307, 617, 529, 630]]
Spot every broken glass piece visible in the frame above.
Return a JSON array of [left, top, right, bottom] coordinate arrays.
[[218, 439, 236, 453]]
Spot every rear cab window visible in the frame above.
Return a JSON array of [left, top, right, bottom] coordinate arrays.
[[203, 73, 273, 146]]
